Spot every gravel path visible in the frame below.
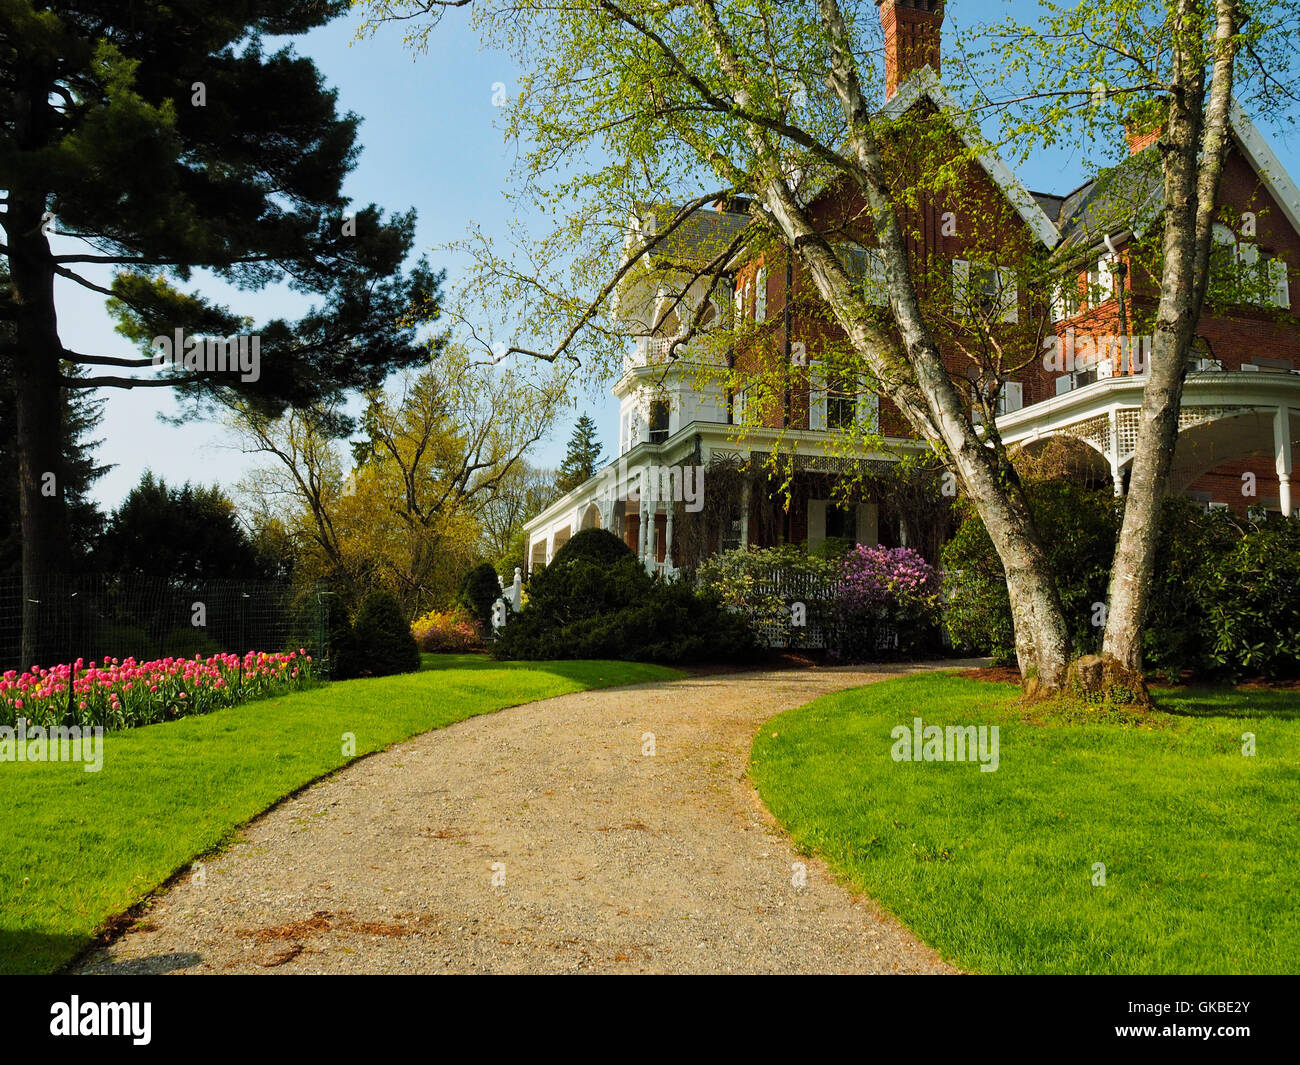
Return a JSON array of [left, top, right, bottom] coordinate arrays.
[[77, 663, 974, 974]]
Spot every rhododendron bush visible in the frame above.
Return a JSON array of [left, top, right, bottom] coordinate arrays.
[[0, 651, 316, 731], [836, 545, 942, 658]]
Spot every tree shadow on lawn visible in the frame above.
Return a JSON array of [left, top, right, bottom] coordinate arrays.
[[418, 653, 679, 689], [1154, 685, 1300, 721], [0, 929, 96, 977]]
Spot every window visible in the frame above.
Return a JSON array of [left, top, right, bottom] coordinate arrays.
[[649, 399, 670, 444], [1050, 276, 1081, 322], [826, 370, 857, 430], [953, 260, 1017, 323], [731, 387, 747, 425], [1209, 226, 1291, 308], [841, 245, 889, 306], [755, 267, 767, 321], [825, 504, 857, 544]]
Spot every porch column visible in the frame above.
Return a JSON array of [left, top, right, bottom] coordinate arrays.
[[1108, 409, 1125, 497], [664, 502, 675, 569], [638, 467, 652, 569], [1276, 405, 1293, 516]]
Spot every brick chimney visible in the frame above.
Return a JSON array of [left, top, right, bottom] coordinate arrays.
[[1124, 121, 1162, 154], [879, 0, 945, 101]]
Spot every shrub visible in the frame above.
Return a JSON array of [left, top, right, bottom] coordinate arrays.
[[697, 545, 839, 647], [940, 483, 1118, 664], [324, 592, 361, 680], [494, 529, 757, 664], [351, 590, 420, 677], [942, 486, 1300, 681], [458, 562, 503, 634], [412, 607, 483, 653], [1177, 515, 1300, 681], [835, 545, 941, 659]]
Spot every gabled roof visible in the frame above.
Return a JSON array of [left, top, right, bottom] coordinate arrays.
[[881, 65, 1063, 250], [1228, 98, 1300, 238], [1055, 146, 1164, 255], [1053, 97, 1300, 260], [633, 204, 750, 271]]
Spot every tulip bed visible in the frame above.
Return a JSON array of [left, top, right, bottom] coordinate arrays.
[[0, 651, 316, 731]]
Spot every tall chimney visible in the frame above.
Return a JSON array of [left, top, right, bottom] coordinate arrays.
[[878, 0, 945, 102]]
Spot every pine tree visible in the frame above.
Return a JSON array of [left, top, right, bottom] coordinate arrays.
[[556, 415, 604, 493], [2, 1, 441, 661]]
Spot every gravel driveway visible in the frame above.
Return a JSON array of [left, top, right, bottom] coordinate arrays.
[[77, 663, 971, 974]]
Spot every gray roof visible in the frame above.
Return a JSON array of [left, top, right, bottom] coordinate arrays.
[[638, 203, 751, 270], [1054, 145, 1164, 257]]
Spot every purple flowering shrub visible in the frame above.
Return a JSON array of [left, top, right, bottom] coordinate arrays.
[[834, 545, 941, 658]]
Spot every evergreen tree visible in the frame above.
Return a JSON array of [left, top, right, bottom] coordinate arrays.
[[1, 1, 441, 660], [556, 415, 604, 493]]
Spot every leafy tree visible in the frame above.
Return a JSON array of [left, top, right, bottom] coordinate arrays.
[[556, 414, 604, 493], [478, 461, 560, 565], [229, 349, 561, 616], [1, 0, 441, 660], [0, 358, 110, 577], [94, 471, 268, 582], [362, 0, 1296, 699]]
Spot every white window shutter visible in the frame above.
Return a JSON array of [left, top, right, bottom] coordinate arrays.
[[808, 363, 827, 431], [1099, 254, 1118, 300], [865, 250, 888, 306], [732, 388, 747, 425], [1268, 258, 1291, 308], [1003, 381, 1023, 413], [755, 267, 767, 322], [807, 500, 827, 549], [858, 392, 880, 433], [999, 268, 1019, 323], [952, 259, 970, 315], [1050, 283, 1066, 323], [1055, 374, 1073, 395], [857, 502, 879, 547]]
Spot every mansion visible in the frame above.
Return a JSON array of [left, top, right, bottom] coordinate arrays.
[[524, 0, 1299, 576]]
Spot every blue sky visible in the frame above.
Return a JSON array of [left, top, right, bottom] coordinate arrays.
[[56, 4, 1300, 511]]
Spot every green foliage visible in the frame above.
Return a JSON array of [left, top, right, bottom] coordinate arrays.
[[458, 562, 503, 633], [351, 590, 420, 678], [325, 592, 361, 681], [495, 529, 757, 664], [94, 472, 269, 581], [697, 545, 839, 647], [945, 489, 1300, 681], [941, 483, 1119, 665]]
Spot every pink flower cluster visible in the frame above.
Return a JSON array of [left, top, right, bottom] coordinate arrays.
[[839, 545, 940, 614], [0, 649, 315, 731]]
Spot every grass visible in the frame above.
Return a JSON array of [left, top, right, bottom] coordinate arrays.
[[750, 672, 1300, 974], [0, 653, 679, 975]]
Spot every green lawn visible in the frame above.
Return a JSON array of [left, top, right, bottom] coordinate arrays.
[[750, 673, 1300, 974], [0, 654, 678, 975]]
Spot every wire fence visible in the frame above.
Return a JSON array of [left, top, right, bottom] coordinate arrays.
[[0, 575, 330, 673]]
